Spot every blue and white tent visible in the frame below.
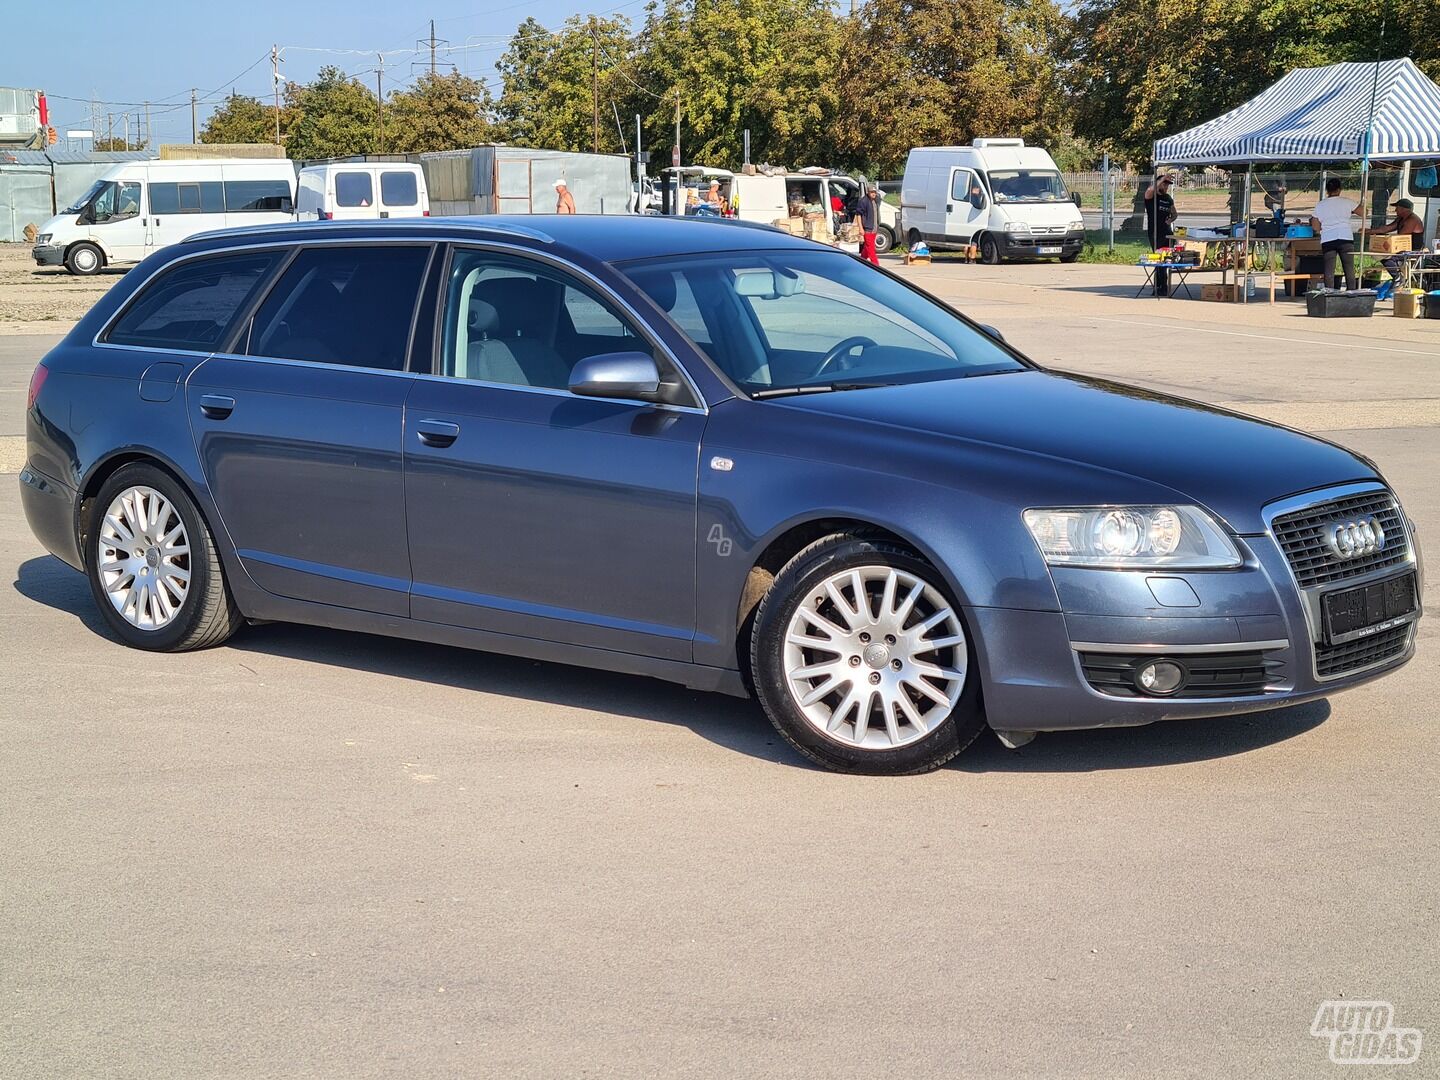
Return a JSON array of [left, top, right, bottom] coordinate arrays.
[[1155, 58, 1440, 164]]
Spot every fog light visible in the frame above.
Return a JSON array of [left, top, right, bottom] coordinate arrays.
[[1136, 659, 1186, 696]]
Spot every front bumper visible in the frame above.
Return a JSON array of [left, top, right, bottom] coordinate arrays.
[[968, 519, 1420, 733], [997, 230, 1085, 259], [32, 244, 63, 267]]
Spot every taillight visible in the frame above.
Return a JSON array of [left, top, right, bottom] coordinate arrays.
[[422, 209, 430, 216], [320, 210, 333, 221], [27, 364, 48, 411]]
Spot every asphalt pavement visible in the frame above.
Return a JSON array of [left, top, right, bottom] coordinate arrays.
[[2, 262, 1436, 1079]]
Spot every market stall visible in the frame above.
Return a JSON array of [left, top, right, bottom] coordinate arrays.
[[1152, 58, 1440, 311]]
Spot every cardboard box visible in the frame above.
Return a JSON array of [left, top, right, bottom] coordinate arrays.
[[1200, 283, 1241, 302], [1370, 234, 1413, 254], [771, 218, 799, 235], [1394, 290, 1425, 318], [1289, 238, 1322, 256]]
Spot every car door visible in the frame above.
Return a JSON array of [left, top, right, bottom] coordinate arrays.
[[403, 246, 705, 661], [942, 167, 988, 243], [331, 169, 378, 220], [86, 179, 146, 260], [186, 242, 433, 616], [148, 178, 225, 253]]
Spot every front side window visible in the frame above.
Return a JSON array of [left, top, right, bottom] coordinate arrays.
[[989, 169, 1070, 203], [335, 172, 373, 208], [441, 249, 650, 390], [105, 252, 279, 350], [224, 179, 294, 213], [89, 181, 142, 224], [380, 171, 418, 207], [950, 169, 986, 209], [621, 249, 1024, 394], [247, 245, 430, 370]]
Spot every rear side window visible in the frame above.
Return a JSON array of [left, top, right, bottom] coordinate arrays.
[[224, 179, 293, 213], [247, 245, 430, 370], [335, 172, 373, 208], [105, 252, 279, 350], [151, 181, 225, 215], [380, 171, 418, 206]]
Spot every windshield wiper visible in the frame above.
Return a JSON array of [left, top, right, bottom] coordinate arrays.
[[751, 381, 898, 400]]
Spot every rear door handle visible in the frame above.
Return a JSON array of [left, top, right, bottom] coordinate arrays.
[[199, 394, 235, 420], [416, 419, 460, 448]]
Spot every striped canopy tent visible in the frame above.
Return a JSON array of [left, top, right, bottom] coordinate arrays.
[[1155, 58, 1440, 165]]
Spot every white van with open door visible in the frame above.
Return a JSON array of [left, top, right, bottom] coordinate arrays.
[[31, 159, 296, 275], [295, 162, 429, 221], [900, 139, 1086, 263]]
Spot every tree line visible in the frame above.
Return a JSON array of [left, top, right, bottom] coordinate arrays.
[[201, 0, 1440, 173]]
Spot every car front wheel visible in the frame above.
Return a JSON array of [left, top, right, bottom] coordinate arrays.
[[66, 242, 103, 276], [86, 463, 242, 651], [979, 234, 1001, 265], [750, 533, 985, 774], [874, 225, 895, 255]]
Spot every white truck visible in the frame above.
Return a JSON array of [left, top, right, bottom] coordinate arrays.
[[31, 158, 296, 275], [900, 139, 1085, 263]]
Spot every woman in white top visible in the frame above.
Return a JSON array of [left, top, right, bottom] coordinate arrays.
[[1309, 177, 1362, 290]]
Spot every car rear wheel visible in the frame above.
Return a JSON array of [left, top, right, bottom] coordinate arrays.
[[65, 242, 103, 276], [874, 225, 896, 255], [86, 463, 242, 651], [979, 234, 1001, 265], [750, 533, 985, 774]]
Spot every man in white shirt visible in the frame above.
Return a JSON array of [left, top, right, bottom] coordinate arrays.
[[1309, 178, 1362, 290]]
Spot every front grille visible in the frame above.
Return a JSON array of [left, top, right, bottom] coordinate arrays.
[[1315, 625, 1412, 678], [1080, 650, 1284, 698], [1271, 490, 1409, 588]]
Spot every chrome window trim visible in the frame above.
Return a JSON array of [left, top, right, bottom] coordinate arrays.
[[1261, 481, 1422, 682], [1070, 639, 1288, 655], [185, 350, 419, 381], [408, 369, 706, 415]]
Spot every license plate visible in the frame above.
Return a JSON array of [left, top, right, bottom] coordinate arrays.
[[1321, 572, 1417, 645], [1038, 246, 1062, 255]]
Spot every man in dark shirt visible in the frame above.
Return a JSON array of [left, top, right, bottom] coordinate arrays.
[[1143, 173, 1177, 294], [855, 182, 881, 266]]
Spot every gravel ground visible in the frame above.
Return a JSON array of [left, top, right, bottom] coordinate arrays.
[[0, 243, 123, 331]]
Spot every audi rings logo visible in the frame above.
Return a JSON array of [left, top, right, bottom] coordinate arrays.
[[1324, 516, 1387, 560]]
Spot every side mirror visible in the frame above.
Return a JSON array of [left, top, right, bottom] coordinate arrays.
[[979, 324, 1006, 344], [1072, 192, 1083, 207], [569, 351, 662, 401]]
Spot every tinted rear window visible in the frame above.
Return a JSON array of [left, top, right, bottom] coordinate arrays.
[[335, 172, 373, 208], [247, 245, 430, 370], [380, 171, 418, 206], [150, 181, 225, 215], [106, 252, 278, 350], [224, 179, 293, 212]]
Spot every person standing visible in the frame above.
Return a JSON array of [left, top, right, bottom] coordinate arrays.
[[554, 179, 576, 215], [1143, 173, 1177, 295], [854, 182, 881, 266], [1308, 177, 1361, 290]]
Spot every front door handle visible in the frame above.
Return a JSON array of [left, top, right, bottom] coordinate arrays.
[[199, 394, 235, 420], [416, 419, 460, 448]]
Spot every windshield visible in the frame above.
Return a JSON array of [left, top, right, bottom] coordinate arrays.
[[989, 170, 1070, 203], [620, 249, 1026, 395], [64, 180, 106, 214]]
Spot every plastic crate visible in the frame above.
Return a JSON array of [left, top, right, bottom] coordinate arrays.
[[1306, 289, 1376, 318]]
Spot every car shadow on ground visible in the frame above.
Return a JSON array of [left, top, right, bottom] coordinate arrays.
[[15, 553, 1330, 774]]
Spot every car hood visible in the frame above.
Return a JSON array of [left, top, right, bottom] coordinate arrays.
[[774, 370, 1377, 533]]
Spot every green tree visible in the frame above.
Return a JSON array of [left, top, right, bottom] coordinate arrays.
[[386, 71, 495, 153], [832, 0, 1070, 176], [200, 93, 280, 145], [283, 65, 379, 160]]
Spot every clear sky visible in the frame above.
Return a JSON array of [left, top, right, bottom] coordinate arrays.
[[5, 1, 647, 146]]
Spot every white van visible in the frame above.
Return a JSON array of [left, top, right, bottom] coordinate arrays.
[[678, 170, 900, 251], [32, 159, 296, 276], [900, 139, 1085, 263], [295, 162, 429, 222]]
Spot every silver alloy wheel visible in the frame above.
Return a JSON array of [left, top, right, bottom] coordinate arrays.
[[783, 565, 967, 750], [72, 246, 99, 272], [97, 485, 191, 631]]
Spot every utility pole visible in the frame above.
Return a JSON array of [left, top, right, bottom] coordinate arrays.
[[122, 113, 129, 150], [590, 17, 600, 154], [144, 102, 151, 149], [673, 90, 681, 168], [190, 88, 197, 143], [106, 112, 113, 148], [376, 55, 384, 152], [272, 44, 282, 145], [430, 19, 437, 75]]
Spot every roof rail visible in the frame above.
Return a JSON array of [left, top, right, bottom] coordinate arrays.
[[182, 217, 556, 246]]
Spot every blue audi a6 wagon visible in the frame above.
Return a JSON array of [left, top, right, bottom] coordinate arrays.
[[20, 217, 1423, 773]]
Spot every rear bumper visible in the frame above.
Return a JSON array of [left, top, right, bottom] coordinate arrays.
[[19, 464, 83, 571]]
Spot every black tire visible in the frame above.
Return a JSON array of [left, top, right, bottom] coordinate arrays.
[[85, 463, 242, 652], [874, 225, 896, 255], [979, 234, 1001, 265], [749, 533, 986, 775], [65, 242, 104, 276], [1060, 251, 1081, 264]]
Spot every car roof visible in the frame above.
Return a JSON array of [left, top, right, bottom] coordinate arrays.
[[182, 214, 817, 264]]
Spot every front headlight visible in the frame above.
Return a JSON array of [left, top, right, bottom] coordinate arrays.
[[36, 233, 51, 244], [1022, 506, 1242, 569], [1004, 221, 1032, 234]]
